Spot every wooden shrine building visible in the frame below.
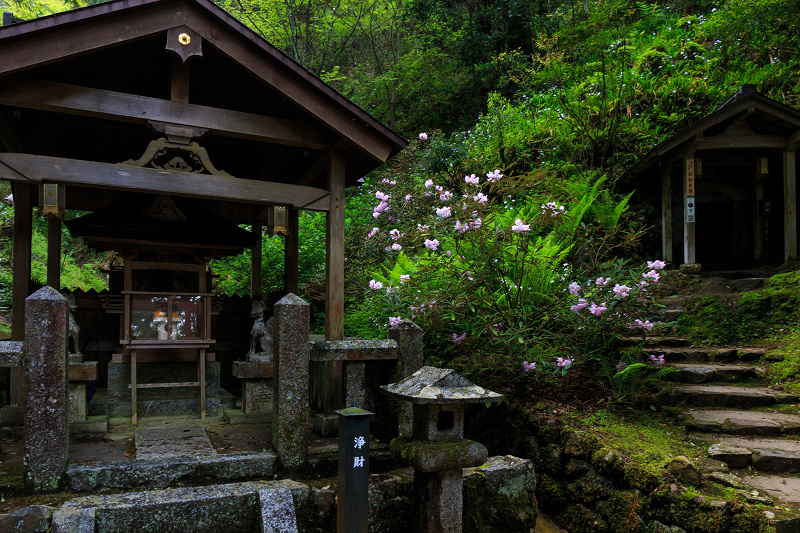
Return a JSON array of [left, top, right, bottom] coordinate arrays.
[[620, 85, 799, 269], [0, 0, 405, 408]]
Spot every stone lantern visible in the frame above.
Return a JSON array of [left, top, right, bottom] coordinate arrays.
[[381, 366, 502, 533]]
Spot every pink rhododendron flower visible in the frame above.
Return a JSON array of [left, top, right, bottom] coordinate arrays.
[[464, 174, 480, 185], [368, 279, 383, 290], [419, 132, 428, 140], [649, 354, 665, 366], [568, 282, 581, 296], [424, 239, 440, 250], [374, 201, 388, 213], [540, 201, 565, 217], [440, 191, 453, 201], [486, 169, 503, 182], [628, 319, 654, 331], [643, 270, 661, 282], [595, 277, 610, 287], [452, 332, 467, 344], [556, 356, 573, 368], [405, 194, 412, 202], [589, 302, 607, 316], [511, 219, 530, 232], [400, 274, 410, 284], [373, 212, 381, 219], [435, 206, 452, 218], [522, 360, 536, 372], [470, 218, 482, 229], [388, 216, 395, 222], [375, 191, 389, 202], [424, 179, 434, 189], [391, 243, 402, 251], [647, 260, 666, 270], [389, 316, 402, 327], [570, 298, 589, 312], [367, 227, 379, 238], [417, 224, 430, 232], [474, 193, 488, 204], [435, 185, 443, 192], [454, 221, 467, 233], [389, 229, 402, 240], [616, 361, 627, 372], [612, 284, 631, 298]]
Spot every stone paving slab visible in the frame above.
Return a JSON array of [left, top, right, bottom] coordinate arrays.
[[134, 427, 217, 460], [53, 480, 306, 533], [742, 474, 800, 503], [684, 409, 800, 435], [663, 385, 799, 408], [720, 438, 800, 453]]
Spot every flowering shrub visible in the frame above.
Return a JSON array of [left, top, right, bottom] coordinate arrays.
[[342, 132, 660, 392]]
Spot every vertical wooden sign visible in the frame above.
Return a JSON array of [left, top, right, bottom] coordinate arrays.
[[684, 156, 696, 264]]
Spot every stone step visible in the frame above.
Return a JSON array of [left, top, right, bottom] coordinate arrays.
[[683, 409, 800, 435], [653, 347, 770, 364], [708, 438, 800, 473], [666, 364, 765, 384], [617, 336, 691, 348], [660, 385, 799, 408]]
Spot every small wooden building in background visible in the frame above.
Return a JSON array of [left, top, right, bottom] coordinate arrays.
[[0, 0, 405, 406], [620, 85, 799, 269]]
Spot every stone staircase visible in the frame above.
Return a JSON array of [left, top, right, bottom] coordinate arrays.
[[648, 273, 800, 531]]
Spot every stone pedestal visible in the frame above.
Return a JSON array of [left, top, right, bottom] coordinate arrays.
[[273, 293, 310, 474], [243, 379, 273, 414], [23, 286, 69, 493], [414, 469, 462, 533], [68, 383, 87, 423]]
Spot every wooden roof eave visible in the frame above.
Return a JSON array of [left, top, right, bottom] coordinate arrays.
[[620, 94, 800, 186], [0, 0, 406, 172]]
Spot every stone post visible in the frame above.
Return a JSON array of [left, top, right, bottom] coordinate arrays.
[[23, 286, 69, 493], [272, 293, 310, 474], [388, 320, 423, 437]]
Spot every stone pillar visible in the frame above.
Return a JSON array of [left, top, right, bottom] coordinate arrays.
[[389, 320, 424, 437], [414, 469, 462, 533], [23, 286, 69, 493], [273, 293, 310, 474], [345, 361, 366, 409]]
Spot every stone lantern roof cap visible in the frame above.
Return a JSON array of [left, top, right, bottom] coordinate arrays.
[[381, 366, 503, 405]]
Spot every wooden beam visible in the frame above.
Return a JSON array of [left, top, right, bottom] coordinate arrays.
[[0, 153, 330, 210], [787, 130, 800, 151], [683, 155, 696, 264], [170, 57, 190, 104], [785, 150, 797, 262], [10, 183, 34, 405], [695, 135, 787, 150], [661, 169, 673, 263], [285, 208, 299, 295], [0, 77, 333, 150]]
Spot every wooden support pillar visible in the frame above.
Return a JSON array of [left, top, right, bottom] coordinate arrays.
[[784, 150, 797, 262], [170, 57, 190, 104], [47, 216, 61, 289], [754, 176, 765, 263], [323, 149, 345, 415], [251, 221, 262, 301], [285, 208, 299, 295], [10, 183, 33, 405], [661, 168, 673, 263], [325, 149, 345, 341], [683, 155, 696, 264]]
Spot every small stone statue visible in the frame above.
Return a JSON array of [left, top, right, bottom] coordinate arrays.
[[66, 293, 81, 356], [248, 300, 274, 358]]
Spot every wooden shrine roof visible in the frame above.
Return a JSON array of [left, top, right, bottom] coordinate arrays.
[[620, 85, 800, 185], [0, 0, 407, 222]]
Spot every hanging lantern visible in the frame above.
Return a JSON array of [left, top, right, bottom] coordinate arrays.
[[39, 183, 66, 219], [267, 205, 288, 236]]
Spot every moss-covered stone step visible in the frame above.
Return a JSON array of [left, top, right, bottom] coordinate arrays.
[[665, 364, 766, 384], [617, 336, 691, 348], [653, 347, 770, 364], [709, 438, 800, 473], [683, 409, 800, 435], [660, 385, 799, 408]]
